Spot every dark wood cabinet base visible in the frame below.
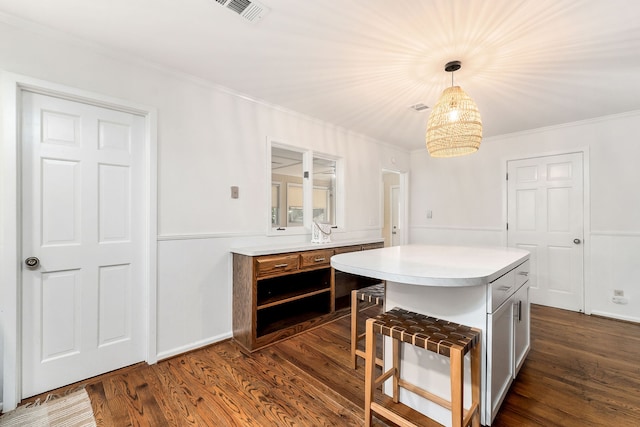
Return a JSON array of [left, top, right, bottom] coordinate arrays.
[[232, 241, 384, 351]]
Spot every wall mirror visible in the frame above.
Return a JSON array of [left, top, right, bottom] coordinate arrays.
[[270, 143, 339, 233], [312, 156, 336, 225], [271, 147, 304, 228]]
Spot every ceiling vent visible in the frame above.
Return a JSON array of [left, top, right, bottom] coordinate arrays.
[[213, 0, 270, 23], [409, 103, 430, 112]]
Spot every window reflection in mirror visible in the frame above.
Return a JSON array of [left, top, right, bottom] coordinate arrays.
[[312, 156, 336, 226], [271, 147, 304, 228]]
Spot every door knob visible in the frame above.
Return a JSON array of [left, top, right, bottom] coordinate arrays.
[[573, 238, 581, 244], [25, 256, 40, 269]]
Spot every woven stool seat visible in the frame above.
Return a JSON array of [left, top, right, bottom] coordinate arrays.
[[351, 283, 385, 369], [355, 283, 385, 305], [370, 308, 480, 358], [364, 307, 481, 427]]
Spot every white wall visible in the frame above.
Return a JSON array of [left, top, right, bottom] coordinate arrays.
[[0, 18, 410, 405], [410, 111, 640, 322]]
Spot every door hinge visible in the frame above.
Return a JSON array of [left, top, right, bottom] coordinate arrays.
[[506, 172, 509, 180], [506, 222, 509, 230]]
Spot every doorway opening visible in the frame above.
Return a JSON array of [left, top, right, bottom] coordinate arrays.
[[382, 170, 407, 247]]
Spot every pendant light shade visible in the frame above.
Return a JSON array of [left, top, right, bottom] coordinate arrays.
[[426, 62, 482, 158]]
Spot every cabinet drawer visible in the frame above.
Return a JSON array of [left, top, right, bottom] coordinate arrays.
[[300, 249, 334, 269], [515, 260, 530, 288], [488, 270, 515, 313], [362, 242, 384, 251], [255, 254, 299, 277], [333, 245, 362, 255]]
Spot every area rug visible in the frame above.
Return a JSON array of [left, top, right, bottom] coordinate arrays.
[[0, 389, 96, 427]]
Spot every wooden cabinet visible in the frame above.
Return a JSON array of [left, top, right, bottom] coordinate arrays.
[[233, 241, 384, 351]]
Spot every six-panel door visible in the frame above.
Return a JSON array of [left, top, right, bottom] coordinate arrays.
[[21, 91, 146, 398]]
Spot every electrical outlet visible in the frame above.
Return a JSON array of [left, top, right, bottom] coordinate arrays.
[[426, 210, 433, 219], [613, 289, 624, 297], [231, 186, 239, 199]]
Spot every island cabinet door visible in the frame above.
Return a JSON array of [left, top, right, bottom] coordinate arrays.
[[487, 296, 515, 423]]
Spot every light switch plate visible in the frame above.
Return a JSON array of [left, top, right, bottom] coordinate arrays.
[[231, 186, 239, 199]]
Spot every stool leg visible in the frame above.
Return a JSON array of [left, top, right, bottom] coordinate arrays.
[[392, 337, 400, 403], [450, 347, 463, 427], [363, 318, 377, 427], [471, 341, 481, 427], [351, 290, 358, 369]]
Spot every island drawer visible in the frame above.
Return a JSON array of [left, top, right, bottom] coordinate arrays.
[[515, 260, 530, 288], [488, 270, 515, 312]]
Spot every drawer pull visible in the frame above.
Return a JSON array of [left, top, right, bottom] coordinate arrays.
[[518, 271, 529, 276], [274, 263, 288, 268], [314, 257, 326, 262], [498, 286, 511, 291]]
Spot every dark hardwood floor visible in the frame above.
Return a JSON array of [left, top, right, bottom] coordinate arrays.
[[16, 304, 640, 426]]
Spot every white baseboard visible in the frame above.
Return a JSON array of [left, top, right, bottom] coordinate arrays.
[[590, 310, 640, 324], [155, 332, 233, 361]]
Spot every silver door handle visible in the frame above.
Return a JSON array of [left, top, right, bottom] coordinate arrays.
[[513, 301, 521, 321], [25, 256, 40, 269], [573, 238, 581, 244]]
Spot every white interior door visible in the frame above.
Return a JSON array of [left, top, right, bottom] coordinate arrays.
[[21, 91, 146, 398], [507, 153, 584, 312], [390, 185, 400, 246]]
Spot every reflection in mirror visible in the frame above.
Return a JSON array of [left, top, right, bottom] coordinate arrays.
[[313, 156, 336, 226], [271, 182, 280, 226], [287, 183, 303, 226], [271, 147, 304, 227]]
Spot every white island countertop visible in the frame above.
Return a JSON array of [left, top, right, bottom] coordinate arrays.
[[331, 244, 529, 287]]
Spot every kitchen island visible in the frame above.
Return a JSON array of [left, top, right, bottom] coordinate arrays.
[[331, 244, 530, 426]]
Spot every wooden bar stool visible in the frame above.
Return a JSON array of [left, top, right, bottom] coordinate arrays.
[[364, 308, 481, 427], [351, 282, 385, 369]]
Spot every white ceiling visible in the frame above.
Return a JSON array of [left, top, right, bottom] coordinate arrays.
[[2, 0, 640, 150]]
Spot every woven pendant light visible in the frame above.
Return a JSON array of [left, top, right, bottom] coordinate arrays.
[[426, 61, 482, 158]]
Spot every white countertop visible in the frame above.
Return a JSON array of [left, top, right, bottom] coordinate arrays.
[[231, 237, 384, 256], [331, 244, 529, 287]]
